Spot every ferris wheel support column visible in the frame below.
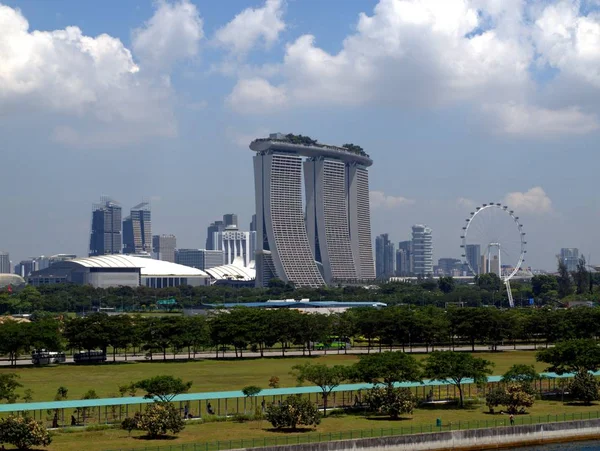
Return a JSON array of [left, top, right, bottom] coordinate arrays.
[[505, 279, 515, 308]]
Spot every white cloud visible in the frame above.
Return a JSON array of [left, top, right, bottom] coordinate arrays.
[[370, 191, 415, 209], [486, 103, 599, 136], [214, 0, 285, 57], [503, 187, 553, 214], [0, 1, 205, 147], [226, 78, 287, 113], [225, 126, 269, 148], [457, 197, 476, 209], [132, 0, 203, 72]]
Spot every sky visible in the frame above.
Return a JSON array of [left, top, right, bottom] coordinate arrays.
[[1, 0, 599, 271]]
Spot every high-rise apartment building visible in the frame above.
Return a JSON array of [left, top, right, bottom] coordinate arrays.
[[123, 202, 151, 254], [89, 198, 122, 256], [251, 134, 375, 287], [412, 224, 433, 276], [0, 252, 10, 274], [152, 235, 176, 263], [175, 249, 223, 271], [375, 234, 394, 278], [560, 248, 579, 272], [213, 226, 256, 267], [465, 244, 481, 275], [396, 241, 412, 276], [223, 214, 238, 228], [206, 220, 224, 250]]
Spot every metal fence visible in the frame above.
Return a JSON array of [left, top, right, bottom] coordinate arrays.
[[104, 410, 600, 451]]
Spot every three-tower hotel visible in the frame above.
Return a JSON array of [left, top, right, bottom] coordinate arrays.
[[251, 133, 375, 288]]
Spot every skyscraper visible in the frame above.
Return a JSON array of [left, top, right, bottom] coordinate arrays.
[[175, 249, 223, 270], [89, 198, 122, 256], [0, 252, 10, 274], [251, 134, 375, 287], [412, 224, 433, 276], [375, 233, 395, 278], [123, 202, 151, 254], [560, 248, 579, 272], [223, 214, 238, 228], [396, 241, 412, 276], [465, 244, 481, 275], [153, 234, 176, 263], [249, 214, 257, 232], [214, 226, 256, 267], [205, 220, 224, 250]]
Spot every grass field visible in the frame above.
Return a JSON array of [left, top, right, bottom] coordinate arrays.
[[42, 399, 600, 451], [0, 351, 546, 402]]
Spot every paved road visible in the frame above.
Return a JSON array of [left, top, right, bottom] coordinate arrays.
[[1, 343, 543, 367]]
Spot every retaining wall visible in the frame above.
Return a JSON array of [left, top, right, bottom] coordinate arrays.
[[236, 419, 600, 451]]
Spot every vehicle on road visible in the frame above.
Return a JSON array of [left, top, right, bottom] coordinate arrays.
[[31, 350, 66, 365], [73, 350, 107, 364]]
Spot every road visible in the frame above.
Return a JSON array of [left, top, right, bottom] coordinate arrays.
[[1, 343, 543, 367]]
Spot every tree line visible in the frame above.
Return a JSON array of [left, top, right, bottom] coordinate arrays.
[[5, 305, 600, 363]]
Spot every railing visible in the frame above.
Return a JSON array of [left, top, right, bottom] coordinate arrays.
[[103, 410, 600, 451]]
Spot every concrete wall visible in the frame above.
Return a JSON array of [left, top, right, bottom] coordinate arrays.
[[239, 419, 600, 451]]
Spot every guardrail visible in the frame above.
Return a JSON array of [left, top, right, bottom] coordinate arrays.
[[103, 410, 600, 451]]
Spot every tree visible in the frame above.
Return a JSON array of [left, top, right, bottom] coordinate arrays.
[[268, 376, 280, 389], [135, 402, 185, 438], [485, 387, 506, 414], [291, 363, 349, 416], [557, 259, 574, 298], [364, 387, 416, 419], [569, 371, 600, 405], [536, 339, 600, 374], [242, 386, 262, 415], [0, 374, 22, 403], [121, 417, 138, 436], [265, 395, 320, 430], [502, 364, 539, 391], [0, 416, 51, 450], [504, 383, 535, 414], [134, 376, 192, 403], [438, 277, 455, 294], [475, 273, 502, 292], [575, 256, 591, 295], [531, 275, 558, 297], [352, 352, 422, 388], [424, 351, 494, 407]]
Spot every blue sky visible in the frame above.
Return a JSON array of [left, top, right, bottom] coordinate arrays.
[[1, 0, 599, 271]]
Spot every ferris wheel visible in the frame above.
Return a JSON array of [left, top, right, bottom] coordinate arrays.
[[460, 203, 527, 307]]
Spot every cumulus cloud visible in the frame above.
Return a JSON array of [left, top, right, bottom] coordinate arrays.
[[226, 0, 600, 137], [0, 1, 202, 147], [227, 78, 287, 113], [214, 0, 285, 57], [503, 187, 553, 214], [370, 191, 415, 209], [486, 103, 599, 136], [132, 0, 203, 72]]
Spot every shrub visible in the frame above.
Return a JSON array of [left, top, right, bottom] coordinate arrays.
[[364, 386, 416, 419], [265, 395, 321, 430], [121, 417, 138, 436], [485, 387, 507, 414], [504, 383, 535, 414], [569, 371, 600, 405], [0, 415, 52, 450], [136, 403, 184, 438]]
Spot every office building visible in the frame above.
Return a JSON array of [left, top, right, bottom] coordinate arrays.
[[560, 248, 579, 272], [205, 220, 224, 250], [465, 244, 481, 275], [14, 259, 37, 277], [251, 133, 375, 287], [152, 235, 176, 263], [396, 241, 412, 276], [223, 214, 238, 228], [123, 202, 151, 254], [250, 214, 257, 232], [0, 252, 10, 274], [412, 224, 433, 276], [213, 226, 256, 267], [375, 233, 394, 278], [437, 258, 461, 276], [89, 198, 122, 256], [175, 249, 223, 271]]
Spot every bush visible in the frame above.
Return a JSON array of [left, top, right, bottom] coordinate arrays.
[[136, 403, 184, 438], [504, 383, 535, 414], [485, 387, 507, 414], [364, 386, 416, 419], [569, 371, 600, 405], [121, 417, 138, 436], [265, 395, 321, 430], [0, 415, 52, 450]]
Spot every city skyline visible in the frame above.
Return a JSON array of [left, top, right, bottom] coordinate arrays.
[[1, 1, 599, 271]]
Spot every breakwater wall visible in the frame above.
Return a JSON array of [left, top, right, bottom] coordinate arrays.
[[235, 419, 600, 451]]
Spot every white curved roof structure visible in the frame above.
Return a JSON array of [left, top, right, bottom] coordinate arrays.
[[205, 264, 255, 281], [0, 274, 26, 288], [71, 255, 208, 276]]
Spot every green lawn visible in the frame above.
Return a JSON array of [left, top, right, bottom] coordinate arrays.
[[0, 351, 545, 402], [41, 399, 600, 451]]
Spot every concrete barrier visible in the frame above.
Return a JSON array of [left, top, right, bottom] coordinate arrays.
[[236, 419, 600, 451]]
